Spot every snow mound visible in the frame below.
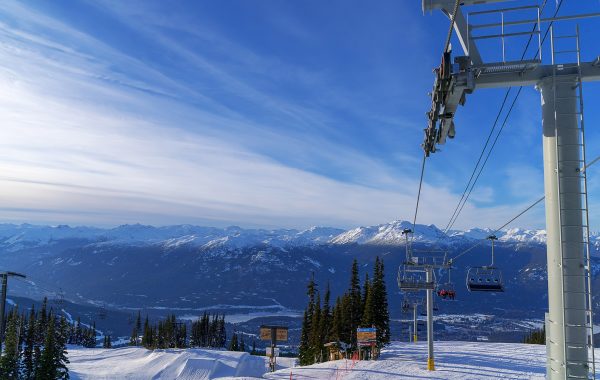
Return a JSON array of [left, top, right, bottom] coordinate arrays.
[[68, 346, 290, 380]]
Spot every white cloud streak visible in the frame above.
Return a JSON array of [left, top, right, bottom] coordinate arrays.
[[0, 1, 551, 230]]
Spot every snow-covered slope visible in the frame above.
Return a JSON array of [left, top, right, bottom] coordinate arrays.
[[68, 346, 296, 380], [68, 341, 600, 379], [267, 341, 591, 380]]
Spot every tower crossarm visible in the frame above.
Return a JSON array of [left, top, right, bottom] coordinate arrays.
[[423, 57, 600, 155], [474, 60, 600, 89]]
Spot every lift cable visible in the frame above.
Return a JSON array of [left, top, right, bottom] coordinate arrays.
[[411, 0, 460, 235], [443, 0, 559, 234], [412, 153, 427, 234], [443, 0, 461, 54], [450, 152, 600, 263]]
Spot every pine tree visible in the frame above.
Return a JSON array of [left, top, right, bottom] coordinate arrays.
[[0, 308, 21, 379], [330, 297, 342, 343], [136, 311, 142, 333], [299, 273, 318, 365], [55, 316, 70, 379], [309, 293, 322, 363], [228, 333, 239, 351], [372, 257, 390, 346], [361, 273, 375, 327], [129, 326, 138, 346], [298, 310, 311, 365], [22, 306, 36, 380], [74, 317, 82, 346], [36, 313, 56, 380], [523, 325, 546, 344], [142, 316, 152, 349], [321, 282, 332, 343], [251, 340, 256, 355], [239, 333, 245, 352], [348, 259, 362, 349], [219, 314, 226, 347]]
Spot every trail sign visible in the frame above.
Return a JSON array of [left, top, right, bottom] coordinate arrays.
[[265, 347, 280, 357], [259, 325, 288, 342], [357, 327, 377, 344]]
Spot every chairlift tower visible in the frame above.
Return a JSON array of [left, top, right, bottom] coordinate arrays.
[[398, 229, 450, 370], [422, 1, 600, 378], [0, 271, 26, 352]]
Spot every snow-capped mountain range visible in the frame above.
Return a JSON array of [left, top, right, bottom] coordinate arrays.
[[2, 219, 599, 335], [0, 220, 589, 250]]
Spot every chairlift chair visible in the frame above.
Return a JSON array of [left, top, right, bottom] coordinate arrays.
[[466, 235, 505, 292], [397, 266, 435, 291], [437, 267, 457, 300]]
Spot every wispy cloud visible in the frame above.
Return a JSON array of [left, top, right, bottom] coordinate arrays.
[[0, 0, 591, 230]]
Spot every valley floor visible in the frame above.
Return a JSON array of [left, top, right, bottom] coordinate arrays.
[[68, 341, 598, 379]]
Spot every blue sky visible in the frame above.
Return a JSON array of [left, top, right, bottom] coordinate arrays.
[[0, 0, 598, 230]]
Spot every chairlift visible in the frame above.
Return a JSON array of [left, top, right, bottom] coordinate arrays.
[[437, 267, 457, 301], [466, 235, 505, 292], [98, 304, 108, 320], [397, 265, 434, 291], [52, 288, 65, 309]]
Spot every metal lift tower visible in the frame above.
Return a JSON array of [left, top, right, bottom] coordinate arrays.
[[421, 0, 600, 378]]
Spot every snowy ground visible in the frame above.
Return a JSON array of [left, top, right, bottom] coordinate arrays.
[[68, 341, 599, 379], [266, 341, 551, 379], [68, 346, 295, 380]]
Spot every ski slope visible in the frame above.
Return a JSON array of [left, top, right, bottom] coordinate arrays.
[[68, 341, 598, 379], [268, 341, 590, 380]]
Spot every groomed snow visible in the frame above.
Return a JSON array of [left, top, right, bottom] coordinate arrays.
[[266, 341, 598, 380], [68, 341, 600, 379]]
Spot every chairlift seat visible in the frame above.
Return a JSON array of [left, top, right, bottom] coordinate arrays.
[[466, 266, 504, 292], [399, 279, 435, 291]]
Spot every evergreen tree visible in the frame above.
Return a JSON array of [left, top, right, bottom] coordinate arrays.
[[298, 310, 311, 365], [321, 282, 332, 343], [36, 313, 56, 380], [103, 335, 112, 348], [22, 307, 36, 380], [348, 259, 362, 349], [361, 273, 375, 327], [523, 325, 546, 344], [330, 297, 342, 343], [218, 314, 226, 347], [228, 333, 239, 351], [74, 317, 80, 346], [239, 333, 245, 352], [0, 308, 21, 379], [251, 340, 256, 355], [55, 316, 70, 379], [309, 293, 322, 363], [372, 257, 390, 345], [129, 326, 138, 346], [142, 316, 152, 349], [135, 311, 142, 333]]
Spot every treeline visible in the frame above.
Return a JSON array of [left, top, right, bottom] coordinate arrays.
[[67, 316, 98, 348], [298, 257, 390, 366], [129, 312, 226, 350], [523, 324, 545, 345], [0, 298, 70, 379]]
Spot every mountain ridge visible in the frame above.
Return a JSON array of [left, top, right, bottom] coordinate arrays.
[[0, 220, 595, 250]]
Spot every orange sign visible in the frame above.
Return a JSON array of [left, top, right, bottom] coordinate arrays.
[[357, 328, 377, 343], [259, 326, 288, 341]]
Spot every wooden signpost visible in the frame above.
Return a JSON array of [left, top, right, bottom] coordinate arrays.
[[357, 327, 378, 360], [259, 325, 288, 372]]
